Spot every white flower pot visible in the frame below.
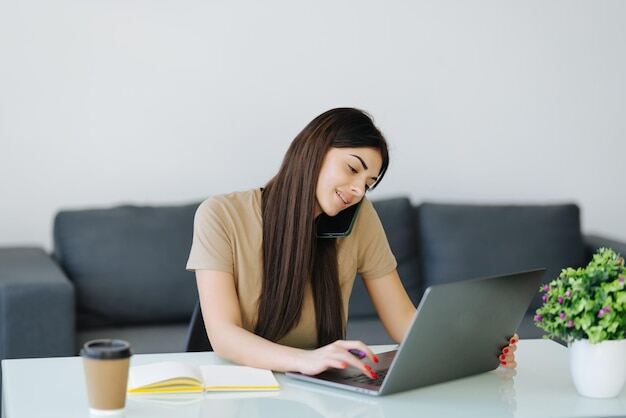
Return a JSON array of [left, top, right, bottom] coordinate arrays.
[[569, 339, 626, 398]]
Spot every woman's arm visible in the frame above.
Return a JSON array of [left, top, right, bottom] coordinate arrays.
[[196, 270, 307, 371], [196, 270, 378, 377], [362, 269, 417, 343]]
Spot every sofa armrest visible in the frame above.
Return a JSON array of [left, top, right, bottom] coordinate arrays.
[[0, 247, 75, 359], [583, 234, 626, 260]]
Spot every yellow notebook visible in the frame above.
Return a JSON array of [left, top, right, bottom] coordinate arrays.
[[127, 361, 280, 394]]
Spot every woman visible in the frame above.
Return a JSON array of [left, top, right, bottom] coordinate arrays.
[[186, 108, 517, 379]]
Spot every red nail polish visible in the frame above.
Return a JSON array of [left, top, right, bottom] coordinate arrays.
[[364, 365, 372, 371], [499, 354, 506, 361], [500, 361, 506, 366], [371, 371, 378, 379], [503, 348, 509, 354], [510, 338, 517, 345], [373, 355, 379, 363]]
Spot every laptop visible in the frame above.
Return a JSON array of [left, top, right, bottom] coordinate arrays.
[[285, 268, 545, 396]]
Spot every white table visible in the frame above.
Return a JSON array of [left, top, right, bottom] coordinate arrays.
[[2, 340, 626, 418]]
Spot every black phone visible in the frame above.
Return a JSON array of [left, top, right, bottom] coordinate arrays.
[[316, 200, 363, 238]]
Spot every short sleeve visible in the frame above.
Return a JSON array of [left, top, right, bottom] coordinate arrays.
[[356, 198, 398, 279], [186, 197, 234, 274]]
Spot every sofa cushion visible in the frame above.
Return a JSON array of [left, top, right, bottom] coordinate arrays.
[[348, 197, 421, 319], [76, 323, 189, 354], [417, 203, 587, 311], [53, 202, 200, 329]]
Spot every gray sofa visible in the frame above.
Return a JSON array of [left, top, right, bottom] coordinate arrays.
[[2, 196, 625, 361]]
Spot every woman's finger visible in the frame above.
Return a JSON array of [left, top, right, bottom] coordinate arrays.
[[498, 353, 515, 363], [331, 360, 348, 370], [501, 344, 517, 354], [500, 360, 517, 369], [335, 351, 378, 379]]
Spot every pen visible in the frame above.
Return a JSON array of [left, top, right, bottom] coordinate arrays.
[[349, 349, 366, 359], [349, 348, 379, 364]]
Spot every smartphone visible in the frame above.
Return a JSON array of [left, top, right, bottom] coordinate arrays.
[[316, 200, 363, 238]]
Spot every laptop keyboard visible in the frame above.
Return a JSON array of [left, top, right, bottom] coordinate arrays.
[[349, 368, 388, 386]]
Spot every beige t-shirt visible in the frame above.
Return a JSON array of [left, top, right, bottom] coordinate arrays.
[[186, 188, 397, 349]]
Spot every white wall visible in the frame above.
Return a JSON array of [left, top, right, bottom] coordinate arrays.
[[1, 0, 625, 251]]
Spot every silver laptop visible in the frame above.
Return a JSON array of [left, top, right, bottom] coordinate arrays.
[[286, 268, 545, 396]]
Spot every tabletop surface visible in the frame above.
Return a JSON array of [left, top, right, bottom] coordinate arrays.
[[3, 339, 626, 418]]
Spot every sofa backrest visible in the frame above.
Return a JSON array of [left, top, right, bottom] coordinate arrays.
[[53, 196, 584, 329], [53, 203, 200, 329], [416, 202, 588, 311]]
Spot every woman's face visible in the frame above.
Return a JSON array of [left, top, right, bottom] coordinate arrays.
[[315, 147, 383, 218]]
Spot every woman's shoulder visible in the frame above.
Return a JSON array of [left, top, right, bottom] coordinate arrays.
[[196, 188, 262, 219], [350, 197, 386, 239]]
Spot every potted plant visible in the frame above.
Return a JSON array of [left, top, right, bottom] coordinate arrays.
[[534, 247, 626, 398]]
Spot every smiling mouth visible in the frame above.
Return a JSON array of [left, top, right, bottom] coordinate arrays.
[[336, 191, 349, 205]]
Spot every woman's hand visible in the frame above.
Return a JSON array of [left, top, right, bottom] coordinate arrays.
[[296, 340, 380, 378], [499, 333, 519, 368]]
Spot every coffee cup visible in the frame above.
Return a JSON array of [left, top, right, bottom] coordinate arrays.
[[80, 339, 132, 415]]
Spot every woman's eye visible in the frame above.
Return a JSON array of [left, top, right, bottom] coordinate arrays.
[[348, 165, 358, 174]]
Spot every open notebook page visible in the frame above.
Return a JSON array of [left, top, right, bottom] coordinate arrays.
[[128, 361, 203, 390], [199, 365, 280, 391]]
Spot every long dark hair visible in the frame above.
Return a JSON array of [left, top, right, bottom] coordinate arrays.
[[256, 108, 390, 347]]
